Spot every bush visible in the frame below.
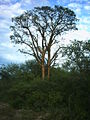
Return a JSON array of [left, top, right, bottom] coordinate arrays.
[[0, 62, 90, 119], [8, 79, 63, 111]]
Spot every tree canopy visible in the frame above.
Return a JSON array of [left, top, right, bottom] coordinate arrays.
[[10, 5, 78, 79]]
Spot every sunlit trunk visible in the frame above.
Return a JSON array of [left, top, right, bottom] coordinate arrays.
[[41, 54, 45, 80], [48, 49, 50, 80], [42, 64, 45, 80]]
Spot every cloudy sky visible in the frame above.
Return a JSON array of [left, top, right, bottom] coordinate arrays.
[[0, 0, 90, 65]]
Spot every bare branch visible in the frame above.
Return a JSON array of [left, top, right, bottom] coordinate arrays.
[[50, 47, 61, 65]]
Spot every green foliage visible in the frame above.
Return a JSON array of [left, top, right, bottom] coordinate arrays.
[[0, 60, 90, 119], [7, 79, 62, 111], [1, 75, 88, 119], [25, 60, 41, 77], [62, 40, 90, 75], [0, 60, 40, 102], [0, 60, 41, 81]]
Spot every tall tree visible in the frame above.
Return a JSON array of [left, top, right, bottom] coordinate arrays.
[[10, 6, 78, 79]]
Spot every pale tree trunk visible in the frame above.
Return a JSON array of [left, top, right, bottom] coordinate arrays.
[[48, 64, 50, 80], [41, 53, 45, 80], [48, 49, 50, 80], [42, 64, 45, 80]]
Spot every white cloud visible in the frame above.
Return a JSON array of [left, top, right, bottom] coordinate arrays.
[[57, 0, 66, 4], [68, 3, 82, 16], [75, 8, 81, 13], [0, 19, 10, 31], [88, 1, 90, 4], [0, 43, 31, 63], [78, 24, 88, 31], [63, 30, 90, 43], [69, 0, 88, 2], [4, 53, 25, 62], [68, 3, 82, 8], [0, 3, 24, 19], [0, 42, 13, 49], [0, 0, 11, 3], [0, 2, 24, 34], [75, 8, 81, 15], [21, 0, 50, 8], [21, 0, 32, 4], [80, 16, 90, 24], [84, 5, 90, 10], [0, 39, 32, 63]]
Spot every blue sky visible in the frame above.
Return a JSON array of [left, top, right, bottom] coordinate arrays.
[[0, 0, 90, 65]]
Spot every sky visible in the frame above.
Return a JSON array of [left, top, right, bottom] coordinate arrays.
[[0, 0, 90, 65]]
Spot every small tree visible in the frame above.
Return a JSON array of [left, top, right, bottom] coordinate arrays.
[[10, 6, 78, 79], [62, 40, 90, 74]]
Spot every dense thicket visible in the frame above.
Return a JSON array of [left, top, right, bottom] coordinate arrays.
[[0, 60, 90, 120]]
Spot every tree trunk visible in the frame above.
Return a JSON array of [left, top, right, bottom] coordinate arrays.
[[41, 54, 45, 80], [48, 64, 50, 80], [42, 64, 45, 80], [48, 49, 50, 80]]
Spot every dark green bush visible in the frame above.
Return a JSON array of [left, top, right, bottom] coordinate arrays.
[[5, 75, 89, 119], [0, 61, 90, 119], [8, 79, 63, 111]]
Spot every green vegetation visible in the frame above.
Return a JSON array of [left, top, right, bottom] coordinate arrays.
[[62, 40, 90, 74], [0, 58, 90, 119]]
